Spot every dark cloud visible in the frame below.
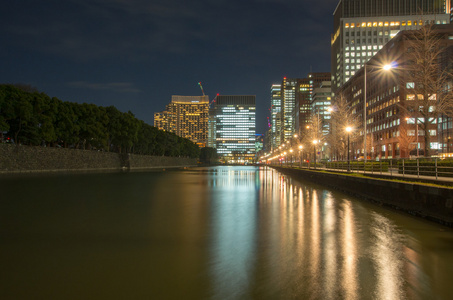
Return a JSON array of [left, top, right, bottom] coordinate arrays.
[[0, 0, 337, 133], [68, 81, 141, 93]]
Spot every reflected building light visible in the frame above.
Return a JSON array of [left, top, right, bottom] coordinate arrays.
[[342, 201, 358, 300], [324, 191, 338, 299], [309, 189, 321, 292], [370, 214, 404, 300]]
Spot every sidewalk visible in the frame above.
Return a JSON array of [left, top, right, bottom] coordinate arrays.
[[276, 164, 453, 186]]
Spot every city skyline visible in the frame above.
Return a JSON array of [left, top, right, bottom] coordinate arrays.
[[0, 0, 336, 135]]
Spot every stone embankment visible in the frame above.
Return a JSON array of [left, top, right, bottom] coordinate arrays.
[[273, 166, 453, 227], [0, 144, 197, 174]]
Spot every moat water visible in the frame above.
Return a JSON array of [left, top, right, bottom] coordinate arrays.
[[1, 166, 453, 299]]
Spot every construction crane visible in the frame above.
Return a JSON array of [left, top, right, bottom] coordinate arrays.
[[198, 82, 205, 96], [210, 93, 219, 107]]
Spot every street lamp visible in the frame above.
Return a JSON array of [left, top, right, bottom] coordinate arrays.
[[289, 149, 293, 167], [363, 62, 394, 163], [346, 126, 352, 172], [298, 145, 303, 168], [313, 140, 318, 169]]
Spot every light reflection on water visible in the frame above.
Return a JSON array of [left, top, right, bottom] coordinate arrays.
[[1, 166, 453, 299]]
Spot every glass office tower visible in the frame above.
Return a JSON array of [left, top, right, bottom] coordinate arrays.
[[212, 95, 256, 164], [331, 0, 451, 92]]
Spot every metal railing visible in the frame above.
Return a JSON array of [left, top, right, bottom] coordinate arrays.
[[273, 158, 453, 181]]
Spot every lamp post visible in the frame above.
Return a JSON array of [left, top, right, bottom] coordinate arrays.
[[313, 140, 318, 169], [298, 145, 303, 168], [289, 149, 293, 167], [346, 126, 352, 172], [363, 63, 394, 163]]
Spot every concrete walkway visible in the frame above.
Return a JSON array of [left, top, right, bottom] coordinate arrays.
[[272, 164, 453, 186]]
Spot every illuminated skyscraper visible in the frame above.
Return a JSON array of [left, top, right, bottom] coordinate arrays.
[[331, 0, 451, 92], [212, 95, 256, 163], [270, 84, 282, 149], [275, 73, 330, 145], [154, 95, 209, 147]]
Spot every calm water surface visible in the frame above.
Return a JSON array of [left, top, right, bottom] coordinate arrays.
[[1, 166, 453, 299]]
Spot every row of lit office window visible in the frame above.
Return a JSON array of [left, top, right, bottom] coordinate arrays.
[[344, 19, 446, 29]]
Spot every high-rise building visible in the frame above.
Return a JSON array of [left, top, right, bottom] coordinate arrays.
[[294, 73, 331, 137], [312, 80, 332, 137], [275, 73, 331, 145], [336, 24, 453, 159], [154, 95, 209, 147], [281, 78, 298, 142], [211, 95, 256, 163], [270, 84, 282, 149], [331, 0, 451, 92]]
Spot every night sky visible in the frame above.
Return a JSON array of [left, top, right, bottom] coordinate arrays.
[[1, 0, 337, 134]]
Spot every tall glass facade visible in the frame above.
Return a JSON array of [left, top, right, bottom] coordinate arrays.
[[213, 95, 256, 163], [270, 84, 281, 150], [331, 0, 451, 92]]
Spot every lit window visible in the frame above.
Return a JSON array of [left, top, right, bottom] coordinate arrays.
[[362, 22, 366, 27], [373, 22, 377, 27], [384, 22, 389, 26], [402, 21, 406, 26], [378, 22, 383, 27], [408, 21, 412, 26], [345, 23, 350, 28], [367, 22, 372, 27]]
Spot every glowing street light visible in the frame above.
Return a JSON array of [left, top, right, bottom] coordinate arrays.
[[313, 140, 318, 169], [298, 145, 303, 168], [363, 62, 395, 163], [289, 149, 293, 167]]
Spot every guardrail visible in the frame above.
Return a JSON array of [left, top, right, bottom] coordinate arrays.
[[274, 158, 453, 181]]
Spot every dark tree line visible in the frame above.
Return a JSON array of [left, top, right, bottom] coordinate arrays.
[[0, 84, 200, 158]]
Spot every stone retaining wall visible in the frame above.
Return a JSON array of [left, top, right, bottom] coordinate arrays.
[[0, 144, 197, 174], [274, 166, 453, 227]]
